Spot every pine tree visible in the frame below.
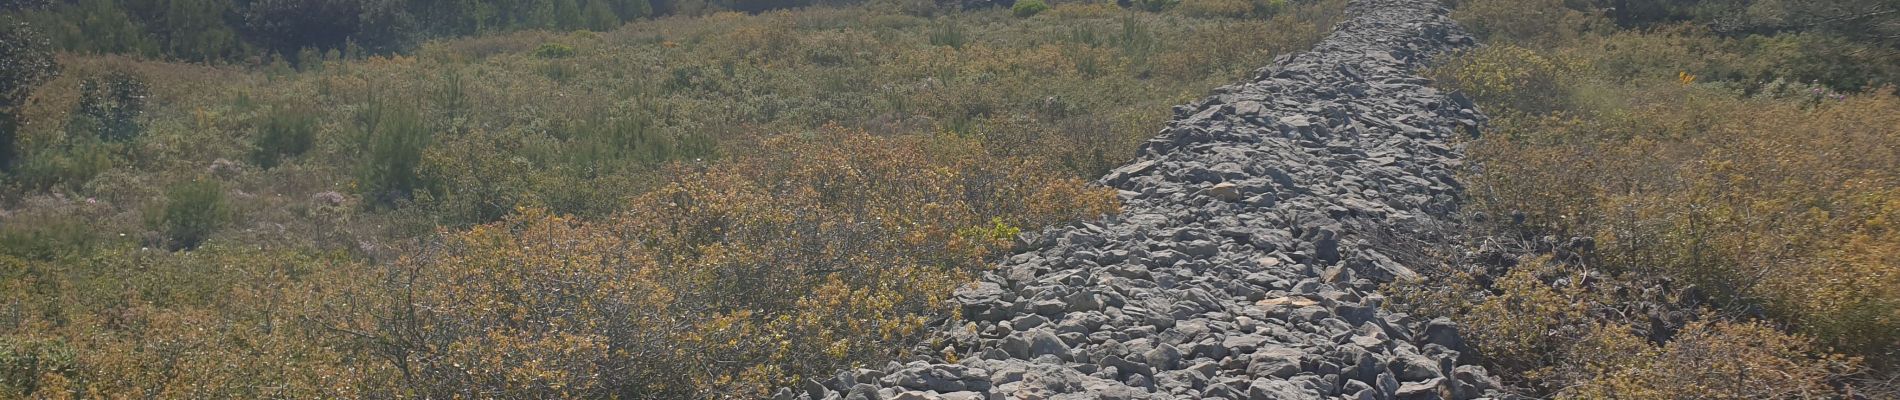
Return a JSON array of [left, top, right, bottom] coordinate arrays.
[[614, 0, 652, 20], [0, 6, 58, 170], [554, 0, 584, 30], [584, 0, 619, 31]]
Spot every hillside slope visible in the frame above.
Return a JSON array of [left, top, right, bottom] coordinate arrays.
[[776, 0, 1501, 398]]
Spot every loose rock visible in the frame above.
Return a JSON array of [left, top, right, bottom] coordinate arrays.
[[782, 0, 1506, 398]]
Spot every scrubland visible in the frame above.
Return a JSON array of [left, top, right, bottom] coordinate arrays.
[[5, 0, 1899, 397], [1394, 0, 1900, 397], [0, 1, 1345, 397]]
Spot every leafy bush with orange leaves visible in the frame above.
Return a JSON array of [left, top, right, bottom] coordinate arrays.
[[1413, 0, 1900, 395], [1392, 258, 1859, 398], [0, 246, 389, 399], [1463, 78, 1900, 366], [1568, 320, 1853, 399], [348, 129, 1116, 397]]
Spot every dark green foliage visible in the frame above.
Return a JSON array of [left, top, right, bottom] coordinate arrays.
[[432, 69, 471, 122], [0, 0, 51, 10], [135, 0, 246, 61], [1011, 0, 1047, 17], [583, 0, 619, 31], [1590, 0, 1900, 48], [0, 15, 58, 170], [927, 19, 966, 48], [357, 99, 430, 207], [0, 116, 18, 172], [726, 0, 811, 12], [565, 106, 711, 168], [1130, 0, 1178, 12], [10, 137, 116, 191], [154, 178, 229, 251], [13, 0, 662, 63], [19, 0, 159, 57], [532, 42, 576, 58], [0, 210, 101, 261], [69, 72, 150, 142], [1480, 0, 1900, 91], [240, 0, 418, 58], [250, 105, 318, 169], [615, 0, 653, 19], [23, 0, 252, 61]]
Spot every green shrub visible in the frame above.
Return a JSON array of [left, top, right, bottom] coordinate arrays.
[[11, 137, 117, 191], [368, 129, 1120, 397], [1438, 0, 1900, 389], [68, 72, 149, 142], [152, 178, 228, 251], [1174, 0, 1284, 18], [0, 206, 104, 261], [532, 42, 577, 58], [1425, 44, 1575, 115], [356, 100, 430, 207], [565, 108, 709, 166], [1451, 0, 1597, 48], [431, 69, 471, 122], [1012, 0, 1048, 17], [0, 336, 80, 398], [927, 19, 966, 48], [1391, 259, 1858, 397], [249, 105, 318, 170], [1131, 0, 1177, 12], [537, 61, 581, 83]]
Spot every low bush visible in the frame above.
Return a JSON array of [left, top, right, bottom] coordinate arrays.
[[1129, 0, 1176, 12], [1392, 259, 1858, 398], [1450, 0, 1597, 48], [362, 129, 1118, 397], [1011, 0, 1048, 17], [0, 336, 80, 398], [8, 137, 117, 192], [0, 201, 109, 261], [1422, 0, 1900, 394], [249, 105, 318, 170], [532, 42, 578, 58], [151, 178, 229, 251], [1174, 0, 1283, 19], [1569, 320, 1854, 398], [1425, 44, 1574, 115], [927, 18, 967, 47], [355, 99, 430, 207]]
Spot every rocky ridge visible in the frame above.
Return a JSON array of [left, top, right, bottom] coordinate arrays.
[[776, 0, 1504, 398]]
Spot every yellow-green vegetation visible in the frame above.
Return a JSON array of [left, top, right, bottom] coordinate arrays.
[[1393, 259, 1861, 398], [1396, 0, 1900, 396], [0, 2, 1348, 397], [1012, 0, 1049, 18], [339, 130, 1120, 397]]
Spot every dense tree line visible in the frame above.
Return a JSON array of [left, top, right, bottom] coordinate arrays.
[[2, 0, 663, 62], [1582, 0, 1900, 51], [1, 0, 58, 170]]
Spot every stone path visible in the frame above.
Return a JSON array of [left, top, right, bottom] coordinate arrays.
[[777, 0, 1508, 398]]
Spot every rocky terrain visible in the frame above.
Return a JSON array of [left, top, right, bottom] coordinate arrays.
[[775, 0, 1508, 398]]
